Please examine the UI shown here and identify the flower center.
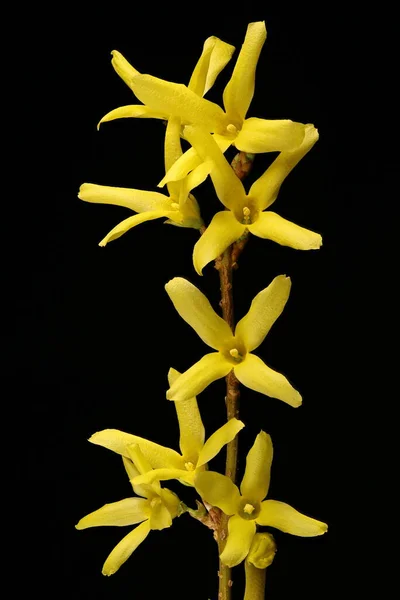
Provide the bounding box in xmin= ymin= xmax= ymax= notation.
xmin=184 ymin=461 xmax=195 ymax=471
xmin=150 ymin=497 xmax=162 ymax=509
xmin=229 ymin=348 xmax=243 ymax=362
xmin=170 ymin=202 xmax=180 ymax=210
xmin=243 ymin=503 xmax=255 ymax=515
xmin=226 ymin=123 xmax=238 ymax=135
xmin=242 ymin=206 xmax=251 ymax=225
xmin=239 ymin=497 xmax=261 ymax=520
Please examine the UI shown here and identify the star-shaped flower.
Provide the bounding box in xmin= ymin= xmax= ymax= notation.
xmin=88 ymin=368 xmax=244 ymax=488
xmin=76 ymin=444 xmax=181 ymax=576
xmin=183 ymin=124 xmax=322 ymax=274
xmin=195 ymin=431 xmax=327 ymax=567
xmin=78 ymin=117 xmax=203 ymax=246
xmin=165 ymin=275 xmax=301 ymax=406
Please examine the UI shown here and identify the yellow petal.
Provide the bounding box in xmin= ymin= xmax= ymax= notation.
xmin=197 ymin=418 xmax=245 ymax=468
xmin=165 ymin=277 xmax=234 ymax=350
xmin=76 ymin=498 xmax=150 ymax=529
xmin=122 ymin=457 xmax=151 ymax=498
xmin=168 ymin=367 xmax=205 ymax=462
xmin=194 ymin=471 xmax=240 ymax=515
xmin=89 ymin=429 xmax=184 ymax=470
xmin=164 ymin=117 xmax=183 ymax=199
xmin=193 ymin=211 xmax=246 ymax=275
xmin=102 ymin=520 xmax=151 ymax=576
xmin=235 ymin=118 xmax=306 ymax=153
xmin=133 ymin=467 xmax=192 ymax=486
xmin=99 ymin=210 xmax=175 ymax=246
xmin=98 ymin=105 xmax=166 ymax=129
xmin=178 ymin=161 xmax=212 ymax=206
xmin=240 ymin=432 xmax=273 ymax=503
xmin=166 ymin=353 xmax=232 ymax=402
xmin=249 ymin=124 xmax=319 ymax=210
xmin=249 ymin=212 xmax=322 ymax=250
xmin=223 ymin=21 xmax=267 ymax=123
xmin=189 ymin=36 xmax=235 ymax=97
xmin=130 ymin=75 xmax=229 ymax=133
xmin=234 ymin=354 xmax=302 ymax=407
xmin=220 ymin=514 xmax=256 ymax=567
xmin=111 ymin=50 xmax=140 ymax=90
xmin=257 ymin=500 xmax=328 ymax=536
xmin=235 ymin=275 xmax=292 ymax=352
xmin=149 ymin=498 xmax=173 ymax=530
xmin=184 ymin=125 xmax=247 ymax=211
xmin=158 ymin=488 xmax=181 ymax=518
xmin=78 ymin=183 xmax=172 ymax=213
xmin=126 ymin=444 xmax=154 ymax=475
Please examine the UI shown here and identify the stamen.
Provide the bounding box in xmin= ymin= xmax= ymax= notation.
xmin=170 ymin=202 xmax=180 ymax=210
xmin=229 ymin=348 xmax=240 ymax=359
xmin=227 ymin=124 xmax=237 ymax=134
xmin=184 ymin=461 xmax=195 ymax=471
xmin=150 ymin=497 xmax=161 ymax=508
xmin=243 ymin=503 xmax=255 ymax=515
xmin=243 ymin=207 xmax=251 ymax=217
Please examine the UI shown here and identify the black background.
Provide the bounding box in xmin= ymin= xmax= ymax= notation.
xmin=27 ymin=4 xmax=394 ymax=598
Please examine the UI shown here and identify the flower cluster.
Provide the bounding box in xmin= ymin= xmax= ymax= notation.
xmin=77 ymin=20 xmax=327 ymax=595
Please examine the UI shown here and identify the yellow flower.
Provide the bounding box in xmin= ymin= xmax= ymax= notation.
xmin=165 ymin=275 xmax=301 ymax=405
xmin=86 ymin=369 xmax=244 ymax=488
xmin=244 ymin=533 xmax=277 ymax=600
xmin=78 ymin=118 xmax=203 ymax=246
xmin=195 ymin=432 xmax=327 ymax=567
xmin=76 ymin=444 xmax=181 ymax=576
xmin=183 ymin=124 xmax=322 ymax=274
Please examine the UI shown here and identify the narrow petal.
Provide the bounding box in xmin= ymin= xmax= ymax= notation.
xmin=197 ymin=418 xmax=245 ymax=468
xmin=235 ymin=118 xmax=306 ymax=153
xmin=126 ymin=444 xmax=154 ymax=475
xmin=111 ymin=50 xmax=140 ymax=90
xmin=184 ymin=126 xmax=247 ymax=211
xmin=168 ymin=367 xmax=205 ymax=462
xmin=166 ymin=353 xmax=232 ymax=402
xmin=159 ymin=488 xmax=180 ymax=518
xmin=122 ymin=457 xmax=151 ymax=498
xmin=249 ymin=124 xmax=319 ymax=210
xmin=234 ymin=354 xmax=302 ymax=407
xmin=249 ymin=212 xmax=322 ymax=250
xmin=257 ymin=500 xmax=328 ymax=537
xmin=220 ymin=515 xmax=256 ymax=567
xmin=240 ymin=432 xmax=273 ymax=503
xmin=223 ymin=21 xmax=267 ymax=123
xmin=189 ymin=36 xmax=235 ymax=97
xmin=78 ymin=183 xmax=172 ymax=213
xmin=89 ymin=429 xmax=184 ymax=470
xmin=76 ymin=498 xmax=150 ymax=529
xmin=149 ymin=499 xmax=173 ymax=530
xmin=177 ymin=161 xmax=213 ymax=206
xmin=133 ymin=468 xmax=192 ymax=486
xmin=193 ymin=211 xmax=246 ymax=275
xmin=235 ymin=275 xmax=291 ymax=352
xmin=102 ymin=520 xmax=151 ymax=576
xmin=165 ymin=277 xmax=234 ymax=350
xmin=98 ymin=105 xmax=166 ymax=129
xmin=98 ymin=211 xmax=174 ymax=246
xmin=164 ymin=117 xmax=183 ymax=199
xmin=130 ymin=75 xmax=229 ymax=133
xmin=195 ymin=471 xmax=240 ymax=515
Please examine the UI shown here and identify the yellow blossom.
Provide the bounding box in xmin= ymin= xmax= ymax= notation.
xmin=78 ymin=118 xmax=203 ymax=246
xmin=75 ymin=444 xmax=180 ymax=576
xmin=183 ymin=124 xmax=322 ymax=274
xmin=85 ymin=371 xmax=244 ymax=487
xmin=195 ymin=432 xmax=327 ymax=567
xmin=165 ymin=275 xmax=301 ymax=405
xmin=244 ymin=533 xmax=277 ymax=600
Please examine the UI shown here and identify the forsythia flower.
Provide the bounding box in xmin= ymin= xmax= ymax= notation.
xmin=183 ymin=124 xmax=322 ymax=274
xmin=165 ymin=275 xmax=301 ymax=405
xmin=244 ymin=533 xmax=277 ymax=600
xmin=78 ymin=118 xmax=203 ymax=246
xmin=195 ymin=432 xmax=327 ymax=567
xmin=76 ymin=445 xmax=181 ymax=576
xmin=87 ymin=368 xmax=244 ymax=487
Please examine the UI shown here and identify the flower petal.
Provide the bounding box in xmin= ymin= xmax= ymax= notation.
xmin=184 ymin=125 xmax=247 ymax=211
xmin=195 ymin=471 xmax=240 ymax=515
xmin=133 ymin=467 xmax=193 ymax=486
xmin=159 ymin=488 xmax=181 ymax=518
xmin=89 ymin=429 xmax=184 ymax=470
xmin=130 ymin=74 xmax=229 ymax=133
xmin=166 ymin=353 xmax=233 ymax=402
xmin=122 ymin=457 xmax=151 ymax=498
xmin=178 ymin=161 xmax=212 ymax=206
xmin=249 ymin=212 xmax=322 ymax=250
xmin=164 ymin=117 xmax=183 ymax=199
xmin=98 ymin=105 xmax=166 ymax=129
xmin=149 ymin=499 xmax=173 ymax=530
xmin=76 ymin=498 xmax=150 ymax=529
xmin=220 ymin=515 xmax=256 ymax=567
xmin=223 ymin=21 xmax=267 ymax=123
xmin=78 ymin=183 xmax=172 ymax=213
xmin=235 ymin=118 xmax=306 ymax=153
xmin=235 ymin=275 xmax=291 ymax=352
xmin=249 ymin=123 xmax=319 ymax=210
xmin=98 ymin=211 xmax=174 ymax=246
xmin=111 ymin=50 xmax=140 ymax=90
xmin=257 ymin=500 xmax=328 ymax=536
xmin=189 ymin=36 xmax=235 ymax=97
xmin=193 ymin=211 xmax=246 ymax=275
xmin=197 ymin=418 xmax=245 ymax=468
xmin=240 ymin=431 xmax=273 ymax=503
xmin=126 ymin=444 xmax=154 ymax=475
xmin=102 ymin=520 xmax=151 ymax=576
xmin=165 ymin=277 xmax=234 ymax=350
xmin=168 ymin=367 xmax=205 ymax=462
xmin=234 ymin=354 xmax=302 ymax=407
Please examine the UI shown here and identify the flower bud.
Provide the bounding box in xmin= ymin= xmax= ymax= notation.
xmin=247 ymin=532 xmax=277 ymax=569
